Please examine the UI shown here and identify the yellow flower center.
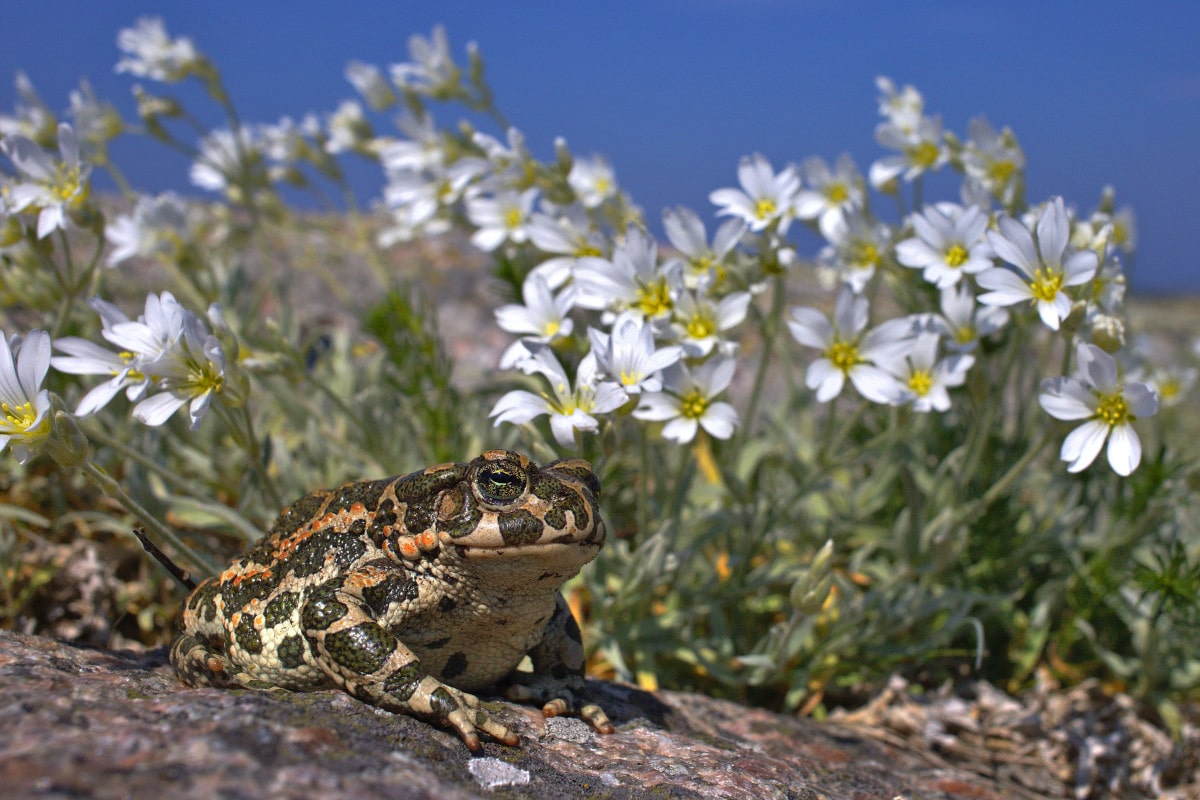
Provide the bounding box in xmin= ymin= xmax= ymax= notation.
xmin=908 ymin=141 xmax=941 ymax=169
xmin=1029 ymin=267 xmax=1064 ymax=302
xmin=634 ymin=279 xmax=673 ymax=317
xmin=679 ymin=389 xmax=708 ymax=420
xmin=685 ymin=310 xmax=715 ymax=340
xmin=754 ymin=198 xmax=777 ymax=220
xmin=3 ymin=401 xmax=37 ymax=430
xmin=688 ymin=254 xmax=714 ymax=277
xmin=541 ymin=320 xmax=561 ymax=338
xmin=117 ymin=351 xmax=147 ymax=381
xmin=593 ymin=177 xmax=612 ymax=197
xmin=987 ymin=159 xmax=1015 ymax=186
xmin=907 ymin=370 xmax=933 ymax=397
xmin=1095 ymin=391 xmax=1130 ymax=427
xmin=828 ymin=340 xmax=862 ymax=372
xmin=1111 ymin=220 xmax=1129 ymax=248
xmin=944 ymin=244 xmax=969 ymax=268
xmin=504 ymin=207 xmax=523 ymax=229
xmin=544 ymin=382 xmax=593 ymax=417
xmin=849 ymin=241 xmax=880 ymax=269
xmin=825 ymin=183 xmax=849 ymax=204
xmin=1 ymin=400 xmax=49 ymax=438
xmin=576 ymin=244 xmax=603 ymax=258
xmin=52 ymin=163 xmax=89 ymax=207
xmin=954 ymin=325 xmax=975 ymax=346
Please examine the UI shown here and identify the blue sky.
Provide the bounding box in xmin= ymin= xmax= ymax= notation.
xmin=3 ymin=2 xmax=1198 ymax=293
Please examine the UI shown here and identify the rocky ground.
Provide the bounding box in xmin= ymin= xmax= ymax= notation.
xmin=6 ymin=628 xmax=1197 ymax=800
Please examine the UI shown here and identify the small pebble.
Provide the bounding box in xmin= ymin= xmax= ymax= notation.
xmin=467 ymin=756 xmax=531 ymax=789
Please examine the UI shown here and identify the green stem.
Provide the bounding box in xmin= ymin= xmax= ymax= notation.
xmin=735 ymin=273 xmax=786 ymax=450
xmin=636 ymin=424 xmax=651 ymax=540
xmin=943 ymin=432 xmax=1052 ymax=532
xmin=81 ymin=461 xmax=220 ymax=578
xmin=84 ymin=425 xmax=204 ymax=497
xmin=215 ymin=403 xmax=285 ymax=511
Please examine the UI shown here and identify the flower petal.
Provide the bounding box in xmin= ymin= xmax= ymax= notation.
xmin=699 ymin=402 xmax=738 ymax=439
xmin=1106 ymin=423 xmax=1141 ymax=476
xmin=787 ymin=307 xmax=832 ymax=349
xmin=1036 ymin=198 xmax=1069 ymax=267
xmin=132 ymin=392 xmax=187 ymax=427
xmin=1061 ymin=419 xmax=1108 ymax=473
xmin=1039 ymin=377 xmax=1095 ymax=420
xmin=1123 ymin=382 xmax=1159 ymax=418
xmin=988 ymin=215 xmax=1038 ymax=276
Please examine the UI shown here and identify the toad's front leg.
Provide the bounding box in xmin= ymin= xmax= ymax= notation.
xmin=503 ymin=593 xmax=614 ymax=734
xmin=301 ymin=573 xmax=520 ymax=751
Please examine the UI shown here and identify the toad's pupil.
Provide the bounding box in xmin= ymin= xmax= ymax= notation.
xmin=480 ymin=468 xmax=523 ymax=500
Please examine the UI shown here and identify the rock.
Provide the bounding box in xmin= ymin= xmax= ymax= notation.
xmin=0 ymin=629 xmax=1024 ymax=799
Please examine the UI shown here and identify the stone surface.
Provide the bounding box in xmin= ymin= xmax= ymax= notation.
xmin=0 ymin=629 xmax=1030 ymax=799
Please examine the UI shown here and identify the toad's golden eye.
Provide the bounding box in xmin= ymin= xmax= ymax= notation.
xmin=475 ymin=464 xmax=526 ymax=504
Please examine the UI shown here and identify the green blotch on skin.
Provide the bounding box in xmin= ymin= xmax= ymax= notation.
xmin=326 ymin=622 xmax=396 ymax=675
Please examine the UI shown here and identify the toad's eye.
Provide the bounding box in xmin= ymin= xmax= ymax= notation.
xmin=476 ymin=464 xmax=526 ymax=504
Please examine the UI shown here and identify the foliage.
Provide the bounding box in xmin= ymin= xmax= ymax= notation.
xmin=1 ymin=18 xmax=1197 ymax=713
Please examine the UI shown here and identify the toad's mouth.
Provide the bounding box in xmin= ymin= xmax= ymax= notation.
xmin=454 ymin=540 xmax=603 ymax=558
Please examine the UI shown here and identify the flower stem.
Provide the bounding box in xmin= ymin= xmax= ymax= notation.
xmin=735 ymin=273 xmax=786 ymax=450
xmin=215 ymin=402 xmax=285 ymax=511
xmin=80 ymin=461 xmax=221 ymax=578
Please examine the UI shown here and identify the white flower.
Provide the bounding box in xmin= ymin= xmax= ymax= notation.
xmin=817 ymin=211 xmax=891 ymax=293
xmin=870 ymin=114 xmax=947 ymax=189
xmin=961 ymin=117 xmax=1025 ymax=207
xmin=709 ymin=153 xmax=799 ymax=233
xmin=0 ymin=330 xmax=52 ymax=464
xmin=526 ymin=206 xmax=610 ymax=289
xmin=1039 ymin=342 xmax=1158 ymax=476
xmin=1139 ymin=365 xmax=1194 ymax=410
xmin=786 ymin=286 xmax=910 ymax=404
xmin=379 ymin=114 xmax=445 ymax=173
xmin=567 ymin=155 xmax=617 ymax=209
xmin=875 ymin=76 xmax=924 ymax=131
xmin=663 ymin=206 xmax=744 ymax=291
xmin=573 ymin=225 xmax=681 ymax=319
xmin=633 ymin=357 xmax=739 ymax=444
xmin=587 ymin=312 xmax=683 ymax=395
xmin=390 ymin=26 xmax=463 ymax=98
xmin=378 ymin=159 xmax=487 ymax=246
xmin=134 ymin=315 xmax=225 ymax=430
xmin=324 ymin=100 xmax=372 ymax=155
xmin=490 ymin=348 xmax=626 ymax=448
xmin=344 ymin=61 xmax=396 ymax=110
xmin=466 ymin=188 xmax=538 ymax=251
xmin=977 ymin=197 xmax=1098 ymax=331
xmin=875 ymin=333 xmax=974 ymax=413
xmin=53 ymin=293 xmax=224 ymax=429
xmin=494 ymin=274 xmax=575 ymax=369
xmin=930 ymin=284 xmax=1009 ymax=353
xmin=68 ymin=80 xmax=123 ymax=151
xmin=669 ymin=288 xmax=750 ymax=357
xmin=105 ymin=192 xmax=189 ymax=266
xmin=189 ymin=127 xmax=261 ymax=195
xmin=473 ymin=127 xmax=537 ymax=190
xmin=895 ymin=203 xmax=993 ymax=288
xmin=115 ymin=17 xmax=202 ymax=82
xmin=2 ymin=123 xmax=92 ymax=238
xmin=51 ymin=298 xmax=152 ymax=416
xmin=0 ymin=72 xmax=56 ymax=141
xmin=794 ymin=154 xmax=865 ymax=241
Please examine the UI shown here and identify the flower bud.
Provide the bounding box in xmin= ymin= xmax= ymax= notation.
xmin=789 ymin=539 xmax=835 ymax=614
